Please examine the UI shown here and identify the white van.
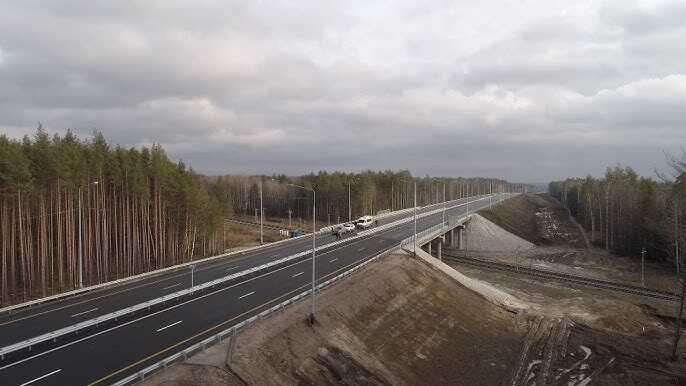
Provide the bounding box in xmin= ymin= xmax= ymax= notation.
xmin=355 ymin=215 xmax=375 ymax=229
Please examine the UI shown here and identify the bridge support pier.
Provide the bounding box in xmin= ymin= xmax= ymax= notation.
xmin=437 ymin=238 xmax=442 ymax=260
xmin=427 ymin=241 xmax=432 ymax=255
xmin=462 ymin=224 xmax=468 ymax=253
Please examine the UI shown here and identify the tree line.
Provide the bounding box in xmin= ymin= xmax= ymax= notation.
xmin=0 ymin=129 xmax=529 ymax=306
xmin=209 ymin=171 xmax=529 ymax=227
xmin=0 ymin=129 xmax=225 ymax=306
xmin=549 ymin=155 xmax=685 ymax=270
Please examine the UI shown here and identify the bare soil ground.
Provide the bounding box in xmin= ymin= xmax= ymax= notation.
xmin=443 ymin=193 xmax=686 ymax=384
xmin=141 ymin=252 xmax=528 ymax=386
xmin=222 ymin=214 xmax=321 ymax=251
xmin=447 ymin=258 xmax=686 ymax=384
xmin=230 ymin=214 xmax=316 ymax=232
xmin=222 ymin=219 xmax=289 ymax=251
xmin=474 ymin=194 xmax=680 ymax=293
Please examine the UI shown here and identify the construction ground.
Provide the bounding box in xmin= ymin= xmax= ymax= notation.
xmin=141 ymin=193 xmax=686 ymax=385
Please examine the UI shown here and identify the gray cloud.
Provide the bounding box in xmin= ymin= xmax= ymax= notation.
xmin=1 ymin=0 xmax=684 ymax=182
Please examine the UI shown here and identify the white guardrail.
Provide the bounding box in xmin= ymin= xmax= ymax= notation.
xmin=109 ymin=194 xmax=517 ymax=385
xmin=110 ymin=195 xmax=516 ymax=386
xmin=0 ymin=195 xmax=495 ymax=359
xmin=0 ymin=195 xmax=484 ymax=316
xmin=111 ymin=243 xmax=402 ymax=386
xmin=400 ymin=193 xmax=518 ymax=249
xmin=0 ymin=227 xmax=313 ymax=316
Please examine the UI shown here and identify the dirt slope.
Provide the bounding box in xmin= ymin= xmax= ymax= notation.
xmin=479 ymin=193 xmax=586 ymax=248
xmin=229 ymin=252 xmax=525 ymax=385
xmin=464 ymin=214 xmax=535 ymax=256
xmin=142 ymin=252 xmax=526 ymax=386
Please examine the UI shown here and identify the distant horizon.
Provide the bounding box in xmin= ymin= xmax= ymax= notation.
xmin=7 ymin=126 xmax=673 ymax=186
xmin=2 ymin=1 xmax=684 ymax=182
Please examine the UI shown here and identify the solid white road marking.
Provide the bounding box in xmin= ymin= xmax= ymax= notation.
xmin=5 ymin=195 xmax=486 ymax=323
xmin=0 ymin=258 xmax=318 ymax=372
xmin=292 ymin=272 xmax=304 ymax=278
xmin=70 ymin=308 xmax=98 ymax=318
xmin=1 ymin=208 xmax=481 ymax=370
xmin=20 ymin=369 xmax=61 ymax=386
xmin=156 ymin=320 xmax=183 ymax=332
xmin=239 ymin=291 xmax=255 ymax=299
xmin=162 ymin=283 xmax=182 ymax=290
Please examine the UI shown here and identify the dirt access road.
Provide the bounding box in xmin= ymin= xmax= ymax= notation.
xmin=475 ymin=193 xmax=680 ymax=293
xmin=445 ymin=193 xmax=686 ymax=384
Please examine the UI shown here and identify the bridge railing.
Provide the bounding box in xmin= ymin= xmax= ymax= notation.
xmin=0 ymin=195 xmax=484 ymax=359
xmin=111 ymin=243 xmax=401 ymax=386
xmin=400 ymin=214 xmax=467 ymax=249
xmin=110 ymin=194 xmax=513 ymax=385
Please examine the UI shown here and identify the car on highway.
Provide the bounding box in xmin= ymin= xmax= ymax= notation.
xmin=343 ymin=223 xmax=357 ymax=233
xmin=331 ymin=222 xmax=357 ymax=239
xmin=355 ymin=215 xmax=375 ymax=229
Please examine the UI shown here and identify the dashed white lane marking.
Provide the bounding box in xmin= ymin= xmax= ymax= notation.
xmin=70 ymin=308 xmax=98 ymax=318
xmin=20 ymin=369 xmax=62 ymax=385
xmin=156 ymin=320 xmax=183 ymax=332
xmin=357 ymin=247 xmax=365 ymax=252
xmin=329 ymin=258 xmax=338 ymax=263
xmin=239 ymin=291 xmax=255 ymax=299
xmin=162 ymin=283 xmax=182 ymax=290
xmin=226 ymin=266 xmax=240 ymax=272
xmin=292 ymin=272 xmax=304 ymax=278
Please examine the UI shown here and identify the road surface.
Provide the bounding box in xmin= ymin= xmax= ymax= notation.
xmin=0 ymin=195 xmax=499 ymax=385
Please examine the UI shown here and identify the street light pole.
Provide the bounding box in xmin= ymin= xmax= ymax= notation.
xmin=348 ymin=181 xmax=351 ymax=222
xmin=276 ymin=179 xmax=317 ymax=324
xmin=674 ymin=277 xmax=686 ymax=360
xmin=190 ymin=264 xmax=195 ymax=292
xmin=467 ymin=183 xmax=470 ymax=217
xmin=78 ymin=186 xmax=83 ymax=289
xmin=442 ymin=182 xmax=446 ymax=230
xmin=311 ymin=189 xmax=316 ymax=324
xmin=259 ymin=179 xmax=263 ymax=245
xmin=413 ymin=181 xmax=417 ymax=254
xmin=641 ymin=247 xmax=646 ymax=287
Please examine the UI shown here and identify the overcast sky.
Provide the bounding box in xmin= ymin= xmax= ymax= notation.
xmin=1 ymin=1 xmax=684 ymax=182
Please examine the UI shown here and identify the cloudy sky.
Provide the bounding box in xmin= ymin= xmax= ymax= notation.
xmin=1 ymin=0 xmax=684 ymax=182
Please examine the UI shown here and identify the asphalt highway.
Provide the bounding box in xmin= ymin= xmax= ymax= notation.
xmin=0 ymin=195 xmax=500 ymax=385
xmin=0 ymin=196 xmax=480 ymax=346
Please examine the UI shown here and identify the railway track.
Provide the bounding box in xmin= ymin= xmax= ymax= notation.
xmin=225 ymin=218 xmax=286 ymax=231
xmin=443 ymin=253 xmax=679 ymax=302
